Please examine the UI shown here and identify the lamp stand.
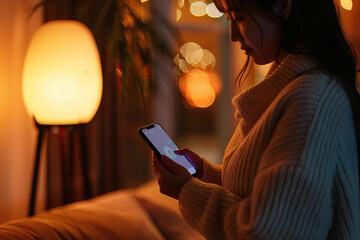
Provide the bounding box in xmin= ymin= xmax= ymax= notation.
xmin=28 ymin=124 xmax=92 ymax=216
xmin=28 ymin=124 xmax=47 ymax=217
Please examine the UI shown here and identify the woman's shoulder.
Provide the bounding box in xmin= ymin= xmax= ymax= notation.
xmin=282 ymin=70 xmax=346 ymax=102
xmin=278 ymin=70 xmax=352 ymax=119
xmin=285 ymin=69 xmax=333 ymax=93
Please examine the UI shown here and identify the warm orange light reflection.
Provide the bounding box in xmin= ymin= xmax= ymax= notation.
xmin=179 ymin=69 xmax=221 ymax=108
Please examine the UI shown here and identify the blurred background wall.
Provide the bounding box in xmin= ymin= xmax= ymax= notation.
xmin=0 ymin=0 xmax=45 ymax=223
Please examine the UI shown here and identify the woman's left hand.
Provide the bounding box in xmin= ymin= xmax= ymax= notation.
xmin=152 ymin=152 xmax=193 ymax=200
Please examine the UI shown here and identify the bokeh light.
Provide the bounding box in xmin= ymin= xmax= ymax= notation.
xmin=176 ymin=42 xmax=216 ymax=71
xmin=190 ymin=2 xmax=207 ymax=17
xmin=208 ymin=71 xmax=222 ymax=94
xmin=206 ymin=3 xmax=223 ymax=18
xmin=178 ymin=58 xmax=190 ymax=73
xmin=177 ymin=9 xmax=182 ymax=21
xmin=189 ymin=0 xmax=205 ymax=3
xmin=189 ymin=48 xmax=204 ymax=66
xmin=186 ymin=82 xmax=215 ymax=108
xmin=178 ymin=0 xmax=185 ymax=8
xmin=340 ymin=0 xmax=353 ymax=10
xmin=179 ymin=69 xmax=221 ymax=108
xmin=199 ymin=49 xmax=216 ymax=69
xmin=174 ymin=42 xmax=221 ymax=108
xmin=180 ymin=42 xmax=202 ymax=63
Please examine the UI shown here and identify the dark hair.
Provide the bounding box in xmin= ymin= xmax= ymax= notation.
xmin=214 ymin=0 xmax=360 ymax=162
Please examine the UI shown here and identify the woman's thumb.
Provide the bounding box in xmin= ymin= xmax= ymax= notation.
xmin=161 ymin=155 xmax=186 ymax=173
xmin=174 ymin=148 xmax=203 ymax=169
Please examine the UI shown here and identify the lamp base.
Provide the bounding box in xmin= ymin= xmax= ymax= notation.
xmin=28 ymin=125 xmax=46 ymax=217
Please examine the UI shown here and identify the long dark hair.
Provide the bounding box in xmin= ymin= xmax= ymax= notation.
xmin=214 ymin=0 xmax=360 ymax=164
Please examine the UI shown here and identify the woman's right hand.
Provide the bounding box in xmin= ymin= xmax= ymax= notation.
xmin=174 ymin=148 xmax=204 ymax=179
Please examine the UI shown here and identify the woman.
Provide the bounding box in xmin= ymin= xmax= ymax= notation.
xmin=152 ymin=0 xmax=360 ymax=239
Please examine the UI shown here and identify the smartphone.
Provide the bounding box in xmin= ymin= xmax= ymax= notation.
xmin=138 ymin=122 xmax=197 ymax=175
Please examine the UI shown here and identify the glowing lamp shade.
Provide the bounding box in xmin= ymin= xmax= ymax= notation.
xmin=340 ymin=0 xmax=353 ymax=11
xmin=22 ymin=20 xmax=103 ymax=125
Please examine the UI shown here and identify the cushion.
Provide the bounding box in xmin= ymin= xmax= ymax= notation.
xmin=0 ymin=192 xmax=165 ymax=240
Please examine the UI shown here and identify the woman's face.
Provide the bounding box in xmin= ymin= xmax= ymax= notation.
xmin=224 ymin=1 xmax=283 ymax=65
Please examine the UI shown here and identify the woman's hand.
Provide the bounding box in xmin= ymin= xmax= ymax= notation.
xmin=174 ymin=148 xmax=204 ymax=179
xmin=152 ymin=152 xmax=193 ymax=199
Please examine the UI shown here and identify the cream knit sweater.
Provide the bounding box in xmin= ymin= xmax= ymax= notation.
xmin=178 ymin=54 xmax=360 ymax=239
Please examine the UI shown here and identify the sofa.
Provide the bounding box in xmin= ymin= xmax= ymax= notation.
xmin=0 ymin=180 xmax=205 ymax=240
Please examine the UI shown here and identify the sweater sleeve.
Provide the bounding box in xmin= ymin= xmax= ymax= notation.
xmin=179 ymin=79 xmax=346 ymax=239
xmin=201 ymin=160 xmax=222 ymax=185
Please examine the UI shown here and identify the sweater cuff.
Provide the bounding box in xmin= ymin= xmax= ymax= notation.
xmin=179 ymin=178 xmax=220 ymax=230
xmin=201 ymin=161 xmax=222 ymax=184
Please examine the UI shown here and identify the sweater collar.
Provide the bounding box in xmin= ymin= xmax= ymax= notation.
xmin=232 ymin=54 xmax=319 ymax=121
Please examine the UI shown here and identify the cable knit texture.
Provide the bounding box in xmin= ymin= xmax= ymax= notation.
xmin=178 ymin=54 xmax=360 ymax=239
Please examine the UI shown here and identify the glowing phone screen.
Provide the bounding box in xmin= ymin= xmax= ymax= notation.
xmin=141 ymin=123 xmax=196 ymax=175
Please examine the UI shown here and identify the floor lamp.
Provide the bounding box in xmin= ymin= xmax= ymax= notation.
xmin=22 ymin=20 xmax=103 ymax=217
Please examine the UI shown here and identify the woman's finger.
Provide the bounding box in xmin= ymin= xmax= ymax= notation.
xmin=151 ymin=152 xmax=192 ymax=200
xmin=160 ymin=155 xmax=189 ymax=175
xmin=174 ymin=148 xmax=204 ymax=174
xmin=152 ymin=153 xmax=166 ymax=172
xmin=174 ymin=148 xmax=200 ymax=159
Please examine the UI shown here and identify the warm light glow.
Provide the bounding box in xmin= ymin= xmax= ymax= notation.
xmin=177 ymin=8 xmax=182 ymax=21
xmin=178 ymin=0 xmax=185 ymax=8
xmin=254 ymin=63 xmax=271 ymax=84
xmin=340 ymin=0 xmax=353 ymax=10
xmin=199 ymin=49 xmax=216 ymax=69
xmin=189 ymin=0 xmax=205 ymax=3
xmin=180 ymin=42 xmax=202 ymax=63
xmin=208 ymin=71 xmax=222 ymax=94
xmin=189 ymin=48 xmax=204 ymax=66
xmin=190 ymin=2 xmax=207 ymax=17
xmin=179 ymin=69 xmax=221 ymax=108
xmin=22 ymin=20 xmax=103 ymax=125
xmin=175 ymin=42 xmax=217 ymax=74
xmin=179 ymin=59 xmax=190 ymax=73
xmin=206 ymin=3 xmax=223 ymax=18
xmin=141 ymin=0 xmax=149 ymax=2
xmin=186 ymin=82 xmax=215 ymax=108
